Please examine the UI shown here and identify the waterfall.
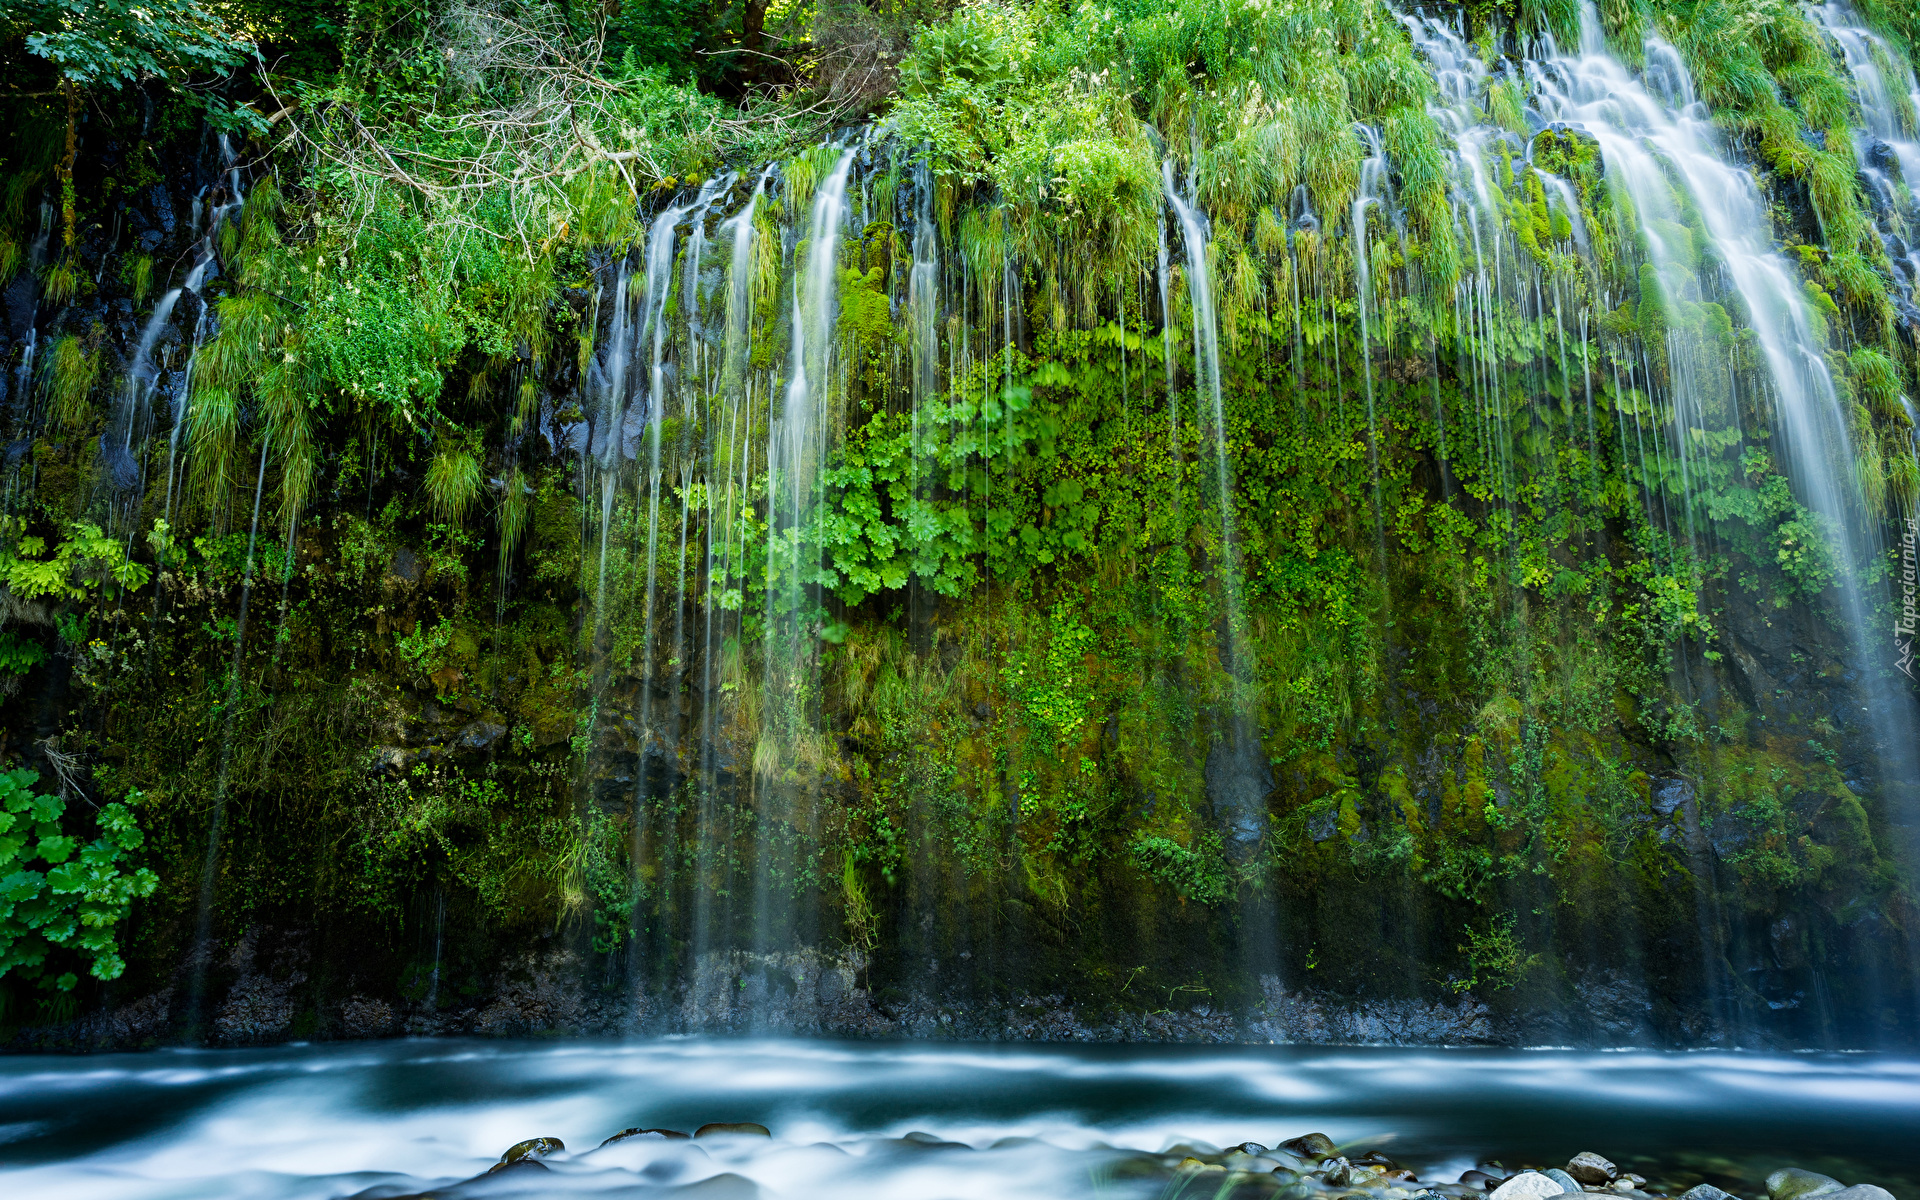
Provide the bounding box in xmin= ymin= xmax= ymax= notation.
xmin=755 ymin=146 xmax=856 ymax=991
xmin=591 ymin=257 xmax=632 ymax=615
xmin=1351 ymin=122 xmax=1393 ymax=551
xmin=1813 ymin=3 xmax=1920 ymax=316
xmin=1395 ymin=0 xmax=1920 ymax=1035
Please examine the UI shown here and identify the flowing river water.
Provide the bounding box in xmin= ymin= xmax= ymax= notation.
xmin=0 ymin=1041 xmax=1915 ymax=1200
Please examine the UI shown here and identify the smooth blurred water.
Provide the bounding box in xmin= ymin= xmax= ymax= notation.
xmin=0 ymin=1040 xmax=1915 ymax=1200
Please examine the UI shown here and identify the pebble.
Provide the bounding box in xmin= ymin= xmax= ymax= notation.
xmin=1679 ymin=1185 xmax=1739 ymax=1200
xmin=1490 ymin=1171 xmax=1570 ymax=1200
xmin=1462 ymin=1170 xmax=1506 ymax=1190
xmin=1569 ymin=1154 xmax=1618 ymax=1186
xmin=1545 ymin=1169 xmax=1584 ymax=1192
xmin=1768 ymin=1171 xmax=1844 ymax=1200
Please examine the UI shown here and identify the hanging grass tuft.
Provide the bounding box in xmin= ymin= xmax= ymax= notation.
xmin=43 ymin=333 xmax=100 ymax=433
xmin=426 ymin=439 xmax=484 ymax=524
xmin=42 ymin=259 xmax=79 ymax=306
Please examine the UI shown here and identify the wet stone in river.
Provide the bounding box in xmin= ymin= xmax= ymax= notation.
xmin=1569 ymin=1155 xmax=1618 ymax=1186
xmin=499 ymin=1137 xmax=564 ymax=1163
xmin=601 ymin=1127 xmax=691 ymax=1145
xmin=1282 ymin=1133 xmax=1339 ymax=1160
xmin=1490 ymin=1171 xmax=1572 ymax=1200
xmin=1769 ymin=1171 xmax=1844 ymax=1200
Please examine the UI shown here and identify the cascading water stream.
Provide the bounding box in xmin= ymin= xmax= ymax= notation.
xmin=1812 ymin=3 xmax=1920 ymax=317
xmin=682 ymin=170 xmax=772 ymax=1007
xmin=634 ymin=178 xmax=727 ymax=820
xmin=755 ymin=146 xmax=856 ymax=1000
xmin=1162 ymin=162 xmax=1274 ymax=932
xmin=1397 ymin=0 xmax=1920 ymax=1032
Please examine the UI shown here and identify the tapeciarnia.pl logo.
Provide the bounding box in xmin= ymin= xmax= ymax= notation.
xmin=1899 ymin=514 xmax=1918 ymax=680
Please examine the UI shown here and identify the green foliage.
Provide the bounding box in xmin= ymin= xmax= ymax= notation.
xmin=0 ymin=518 xmax=153 ymax=600
xmin=1448 ymin=912 xmax=1540 ymax=994
xmin=0 ymin=769 xmax=158 ymax=990
xmin=15 ymin=0 xmax=247 ymax=89
xmin=0 ymin=632 xmax=48 ymax=675
xmin=1129 ymin=831 xmax=1231 ymax=904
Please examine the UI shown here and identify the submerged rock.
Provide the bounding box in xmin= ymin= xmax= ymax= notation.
xmin=1280 ymin=1133 xmax=1338 ymax=1160
xmin=1818 ymin=1188 xmax=1897 ymax=1200
xmin=694 ymin=1122 xmax=771 ymax=1138
xmin=601 ymin=1127 xmax=690 ymax=1145
xmin=1545 ymin=1169 xmax=1584 ymax=1193
xmin=499 ymin=1136 xmax=564 ymax=1164
xmin=1767 ymin=1171 xmax=1843 ymax=1200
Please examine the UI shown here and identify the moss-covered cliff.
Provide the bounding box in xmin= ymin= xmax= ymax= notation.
xmin=2 ymin=0 xmax=1919 ymax=1047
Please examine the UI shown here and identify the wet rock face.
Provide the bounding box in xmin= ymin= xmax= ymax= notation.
xmin=1203 ymin=723 xmax=1273 ymax=861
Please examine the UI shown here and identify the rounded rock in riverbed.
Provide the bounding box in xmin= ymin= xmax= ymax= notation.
xmin=1281 ymin=1133 xmax=1339 ymax=1160
xmin=695 ymin=1122 xmax=772 ymax=1138
xmin=1569 ymin=1155 xmax=1618 ymax=1186
xmin=1545 ymin=1170 xmax=1584 ymax=1193
xmin=1490 ymin=1171 xmax=1570 ymax=1200
xmin=601 ymin=1127 xmax=691 ymax=1146
xmin=500 ymin=1137 xmax=565 ymax=1163
xmin=1767 ymin=1171 xmax=1843 ymax=1200
xmin=1679 ymin=1185 xmax=1740 ymax=1200
xmin=1818 ymin=1187 xmax=1897 ymax=1200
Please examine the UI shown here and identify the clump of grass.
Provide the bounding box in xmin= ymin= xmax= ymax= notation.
xmin=498 ymin=465 xmax=530 ymax=570
xmin=41 ymin=259 xmax=79 ymax=305
xmin=187 ymin=382 xmax=242 ymax=516
xmin=125 ymin=254 xmax=154 ymax=305
xmin=425 ymin=439 xmax=483 ymax=524
xmin=43 ymin=333 xmax=100 ymax=432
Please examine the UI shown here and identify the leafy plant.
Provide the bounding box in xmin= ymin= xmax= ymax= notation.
xmin=1129 ymin=831 xmax=1232 ymax=904
xmin=0 ymin=519 xmax=153 ymax=600
xmin=0 ymin=769 xmax=158 ymax=991
xmin=0 ymin=632 xmax=48 ymax=676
